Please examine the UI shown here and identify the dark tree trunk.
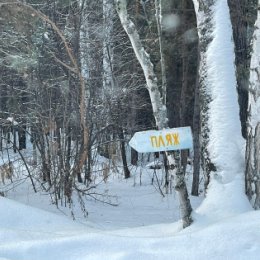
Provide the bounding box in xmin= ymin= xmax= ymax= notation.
xmin=228 ymin=0 xmax=257 ymax=139
xmin=84 ymin=146 xmax=92 ymax=185
xmin=18 ymin=124 xmax=26 ymax=150
xmin=0 ymin=127 xmax=2 ymax=151
xmin=7 ymin=131 xmax=11 ymax=144
xmin=119 ymin=128 xmax=130 ymax=179
xmin=131 ymin=148 xmax=138 ymax=165
xmin=191 ymin=49 xmax=200 ymax=196
xmin=13 ymin=127 xmax=17 ymax=153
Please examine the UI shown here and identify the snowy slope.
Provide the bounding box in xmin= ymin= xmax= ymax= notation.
xmin=0 ymin=155 xmax=259 ymax=260
xmin=0 ymin=196 xmax=260 ymax=260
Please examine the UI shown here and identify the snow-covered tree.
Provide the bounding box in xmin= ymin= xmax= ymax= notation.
xmin=246 ymin=0 xmax=260 ymax=209
xmin=191 ymin=0 xmax=245 ymax=196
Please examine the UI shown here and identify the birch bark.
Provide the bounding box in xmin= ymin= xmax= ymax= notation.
xmin=246 ymin=0 xmax=260 ymax=209
xmin=192 ymin=0 xmax=215 ymax=191
xmin=103 ymin=0 xmax=115 ymax=93
xmin=115 ymin=0 xmax=192 ymax=228
xmin=155 ymin=0 xmax=167 ymax=105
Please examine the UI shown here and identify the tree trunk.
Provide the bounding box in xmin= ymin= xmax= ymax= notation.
xmin=245 ymin=0 xmax=260 ymax=209
xmin=131 ymin=148 xmax=138 ymax=166
xmin=0 ymin=127 xmax=2 ymax=151
xmin=18 ymin=124 xmax=26 ymax=150
xmin=155 ymin=0 xmax=167 ymax=105
xmin=192 ymin=54 xmax=200 ymax=196
xmin=103 ymin=0 xmax=115 ymax=93
xmin=192 ymin=0 xmax=245 ymax=191
xmin=228 ymin=0 xmax=256 ymax=139
xmin=119 ymin=128 xmax=131 ymax=179
xmin=115 ymin=0 xmax=192 ymax=228
xmin=13 ymin=126 xmax=17 ymax=153
xmin=192 ymin=0 xmax=215 ymax=191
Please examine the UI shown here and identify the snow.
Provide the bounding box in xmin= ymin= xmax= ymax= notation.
xmin=0 ymin=147 xmax=258 ymax=259
xmin=6 ymin=117 xmax=18 ymax=126
xmin=0 ymin=154 xmax=259 ymax=260
xmin=0 ymin=185 xmax=259 ymax=260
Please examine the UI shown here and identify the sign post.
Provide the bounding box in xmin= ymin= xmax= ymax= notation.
xmin=129 ymin=127 xmax=193 ymax=153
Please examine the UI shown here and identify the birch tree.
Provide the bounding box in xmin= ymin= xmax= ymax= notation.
xmin=103 ymin=0 xmax=115 ymax=92
xmin=246 ymin=0 xmax=260 ymax=209
xmin=115 ymin=0 xmax=192 ymax=228
xmin=192 ymin=0 xmax=245 ymax=192
xmin=228 ymin=0 xmax=255 ymax=139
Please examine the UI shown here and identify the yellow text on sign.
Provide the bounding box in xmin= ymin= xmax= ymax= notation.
xmin=150 ymin=133 xmax=180 ymax=148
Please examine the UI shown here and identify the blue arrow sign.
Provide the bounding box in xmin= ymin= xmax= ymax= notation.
xmin=129 ymin=127 xmax=193 ymax=153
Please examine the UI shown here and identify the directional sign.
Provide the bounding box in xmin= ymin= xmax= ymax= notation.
xmin=129 ymin=127 xmax=193 ymax=153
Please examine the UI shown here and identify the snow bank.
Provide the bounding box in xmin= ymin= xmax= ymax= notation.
xmin=0 ymin=197 xmax=86 ymax=237
xmin=0 ymin=197 xmax=260 ymax=260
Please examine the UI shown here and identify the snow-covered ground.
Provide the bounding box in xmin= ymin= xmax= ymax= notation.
xmin=0 ymin=157 xmax=260 ymax=260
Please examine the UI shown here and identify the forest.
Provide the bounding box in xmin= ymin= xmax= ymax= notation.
xmin=0 ymin=0 xmax=260 ymax=254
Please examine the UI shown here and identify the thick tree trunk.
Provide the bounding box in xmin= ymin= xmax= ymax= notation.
xmin=192 ymin=0 xmax=244 ymax=193
xmin=115 ymin=0 xmax=193 ymax=228
xmin=246 ymin=123 xmax=260 ymax=208
xmin=245 ymin=0 xmax=260 ymax=209
xmin=228 ymin=0 xmax=256 ymax=139
xmin=192 ymin=0 xmax=215 ymax=191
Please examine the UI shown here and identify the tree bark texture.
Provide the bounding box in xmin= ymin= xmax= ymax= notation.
xmin=192 ymin=0 xmax=215 ymax=191
xmin=245 ymin=0 xmax=260 ymax=209
xmin=228 ymin=0 xmax=257 ymax=139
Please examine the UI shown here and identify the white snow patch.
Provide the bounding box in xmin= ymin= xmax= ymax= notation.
xmin=6 ymin=117 xmax=18 ymax=126
xmin=0 ymin=196 xmax=259 ymax=260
